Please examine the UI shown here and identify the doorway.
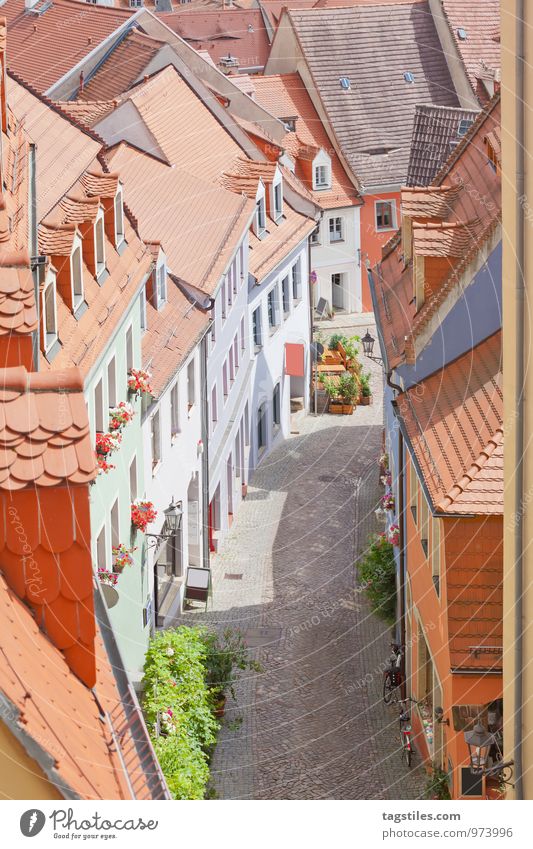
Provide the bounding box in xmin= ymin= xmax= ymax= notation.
xmin=332 ymin=272 xmax=345 ymax=309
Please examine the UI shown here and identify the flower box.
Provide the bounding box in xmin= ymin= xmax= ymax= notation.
xmin=109 ymin=401 xmax=135 ymax=432
xmin=112 ymin=543 xmax=137 ymax=573
xmin=381 ymin=492 xmax=395 ymax=512
xmin=387 ymin=523 xmax=400 ymax=547
xmin=128 ymin=368 xmax=153 ymax=397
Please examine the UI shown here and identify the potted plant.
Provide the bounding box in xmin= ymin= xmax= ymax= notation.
xmin=98 ymin=569 xmax=119 ymax=608
xmin=381 ymin=491 xmax=395 ymax=512
xmin=322 ymin=375 xmax=343 ymax=414
xmin=131 ymin=499 xmax=158 ymax=533
xmin=112 ymin=543 xmax=137 ymax=573
xmin=338 ymin=372 xmax=360 ymax=414
xmin=387 ymin=523 xmax=400 ymax=547
xmin=201 ymin=628 xmax=262 ymax=716
xmin=95 ymin=431 xmax=121 ymax=474
xmin=109 ymin=400 xmax=135 ymax=432
xmin=359 ymin=371 xmax=372 ymax=405
xmin=128 ymin=367 xmax=153 ymax=397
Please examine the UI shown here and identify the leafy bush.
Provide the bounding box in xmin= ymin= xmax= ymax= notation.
xmin=423 ymin=763 xmax=451 ymax=800
xmin=329 ymin=332 xmax=345 ymax=350
xmin=338 ymin=371 xmax=360 ymax=403
xmin=360 ymin=371 xmax=372 ymax=397
xmin=142 ymin=626 xmax=218 ymax=799
xmin=201 ymin=627 xmax=262 ymax=701
xmin=357 ymin=533 xmax=396 ymax=623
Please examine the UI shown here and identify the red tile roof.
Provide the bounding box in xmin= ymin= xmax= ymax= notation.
xmin=435 ymin=0 xmax=500 ymax=100
xmin=79 ymin=29 xmax=164 ymax=102
xmin=373 ymin=97 xmax=500 ymax=369
xmin=159 ymin=9 xmax=271 ymax=70
xmin=397 ymin=331 xmax=502 ymax=515
xmin=252 ymin=72 xmax=360 ymax=209
xmin=0 ymin=251 xmax=37 ymax=337
xmin=3 ymin=0 xmax=133 ymax=93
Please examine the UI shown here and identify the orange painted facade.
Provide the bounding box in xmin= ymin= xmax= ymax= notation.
xmin=404 ymin=458 xmax=503 ymax=799
xmin=360 ymin=191 xmax=401 ymax=311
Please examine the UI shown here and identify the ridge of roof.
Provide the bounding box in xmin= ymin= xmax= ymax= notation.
xmin=432 ymin=91 xmax=500 ymax=186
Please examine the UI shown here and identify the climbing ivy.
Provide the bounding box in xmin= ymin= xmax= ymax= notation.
xmin=357 ymin=533 xmax=397 ymax=624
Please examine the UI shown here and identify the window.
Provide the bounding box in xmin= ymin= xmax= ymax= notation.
xmin=257 ymin=402 xmax=267 ymax=451
xmin=151 ymin=410 xmax=161 ymax=469
xmin=432 ymin=518 xmax=441 ymax=597
xmin=457 ymin=118 xmax=473 ymax=137
xmin=227 ymin=273 xmax=233 ymax=309
xmin=310 ymin=224 xmax=320 ymax=245
xmin=273 ymin=383 xmax=281 ymax=428
xmin=252 ymin=306 xmax=262 ymax=350
xmin=292 ymin=259 xmax=302 ymax=301
xmin=42 ymin=275 xmax=57 ymax=352
xmin=332 ymin=272 xmax=344 ymax=290
xmin=156 ymin=263 xmax=167 ymax=307
xmin=221 ymin=279 xmax=227 ymax=319
xmin=267 ymin=287 xmax=280 ymax=331
xmin=71 ymin=245 xmax=84 ymax=310
xmin=223 ymin=360 xmax=229 ymax=397
xmin=240 ymin=316 xmax=245 ymax=350
xmin=282 ymin=275 xmax=291 ymax=316
xmin=187 ymin=359 xmax=195 ymax=409
xmin=233 ymin=334 xmax=239 ymax=370
xmin=314 ymin=164 xmax=329 ymax=189
xmin=95 ymin=215 xmax=105 ymax=276
xmin=211 ymin=310 xmax=216 ymax=346
xmin=129 ymin=456 xmax=137 ymax=502
xmin=96 ymin=525 xmax=107 ymax=571
xmin=170 ymin=381 xmax=180 ymax=437
xmin=107 ymin=357 xmax=117 ymax=408
xmin=115 ymin=189 xmax=124 ymax=244
xmin=111 ymin=498 xmax=120 ymax=549
xmin=375 ymin=201 xmax=395 ymax=231
xmin=329 ymin=217 xmax=343 ymax=242
xmin=211 ymin=384 xmax=218 ymax=430
xmin=94 ymin=378 xmax=104 ymax=432
xmin=420 ymin=491 xmax=429 ymax=557
xmin=409 ymin=457 xmax=418 ymax=524
xmin=126 ymin=325 xmax=133 ymax=374
xmin=256 ymin=196 xmax=266 ymax=235
xmin=232 ymin=260 xmax=238 ymax=294
xmin=229 ymin=346 xmax=235 ymax=382
xmin=140 ymin=286 xmax=147 ymax=332
xmin=273 ymin=181 xmax=283 ymax=220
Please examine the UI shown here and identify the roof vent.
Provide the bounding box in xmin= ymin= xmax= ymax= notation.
xmin=339 ymin=77 xmax=351 ymax=90
xmin=248 ymin=23 xmax=254 ymax=32
xmin=220 ymin=54 xmax=239 ymax=69
xmin=404 ymin=72 xmax=414 ymax=83
xmin=457 ymin=27 xmax=468 ymax=40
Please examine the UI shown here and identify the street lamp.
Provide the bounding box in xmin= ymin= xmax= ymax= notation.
xmin=362 ymin=329 xmax=383 ymax=365
xmin=146 ymin=498 xmax=183 ymax=548
xmin=463 ymin=722 xmax=514 ymax=786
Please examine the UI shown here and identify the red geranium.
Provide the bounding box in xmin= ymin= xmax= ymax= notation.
xmin=131 ymin=500 xmax=158 ymax=533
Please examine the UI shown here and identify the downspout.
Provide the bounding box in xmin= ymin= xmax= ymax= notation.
xmin=308 ymin=234 xmax=315 ymax=413
xmin=397 ymin=427 xmax=406 ymax=662
xmin=200 ymin=331 xmax=210 ymax=570
xmin=513 ymin=0 xmax=525 ymax=801
xmin=29 ymin=143 xmax=40 ymax=371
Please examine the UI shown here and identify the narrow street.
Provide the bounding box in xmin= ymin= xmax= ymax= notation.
xmin=179 ymin=324 xmax=426 ymax=800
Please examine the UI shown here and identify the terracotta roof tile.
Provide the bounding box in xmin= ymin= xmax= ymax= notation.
xmin=407 ymin=104 xmax=479 ymax=187
xmin=38 ymin=221 xmax=78 ymax=257
xmin=80 ymin=170 xmax=119 ymax=199
xmin=0 ymin=251 xmax=37 ymax=337
xmin=401 ymin=184 xmax=462 ymax=218
xmin=3 ymin=0 xmax=133 ymax=93
xmin=57 ymin=99 xmax=118 ymax=127
xmin=286 ymin=2 xmax=459 ymax=188
xmin=252 ymin=72 xmax=360 ymax=209
xmin=79 ymin=29 xmax=164 ymax=102
xmin=159 ymin=9 xmax=270 ymax=71
xmin=143 ymin=278 xmax=209 ymax=397
xmin=398 ymin=331 xmax=502 ymax=515
xmin=435 ymin=0 xmax=500 ymax=94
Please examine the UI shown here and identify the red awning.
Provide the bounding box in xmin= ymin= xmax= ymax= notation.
xmin=285 ymin=343 xmax=305 ymax=377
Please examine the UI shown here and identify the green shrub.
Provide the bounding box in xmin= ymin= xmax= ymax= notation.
xmin=201 ymin=627 xmax=262 ymax=701
xmin=142 ymin=626 xmax=218 ymax=799
xmin=360 ymin=371 xmax=372 ymax=397
xmin=357 ymin=533 xmax=396 ymax=623
xmin=329 ymin=332 xmax=345 ymax=350
xmin=423 ymin=763 xmax=451 ymax=800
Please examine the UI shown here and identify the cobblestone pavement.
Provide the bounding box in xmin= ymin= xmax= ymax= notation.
xmin=178 ymin=337 xmax=426 ymax=800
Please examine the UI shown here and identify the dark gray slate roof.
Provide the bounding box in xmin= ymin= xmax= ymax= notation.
xmin=406 ymin=104 xmax=480 ymax=186
xmin=290 ymin=1 xmax=460 ymax=189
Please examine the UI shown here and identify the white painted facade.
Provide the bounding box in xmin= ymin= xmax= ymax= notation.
xmin=309 ymin=204 xmax=362 ymax=314
xmin=248 ymin=241 xmax=311 ymax=472
xmin=141 ymin=339 xmax=206 ymax=627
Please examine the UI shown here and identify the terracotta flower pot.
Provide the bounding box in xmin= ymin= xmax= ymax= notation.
xmin=329 ymin=401 xmax=344 ymax=414
xmin=360 ymin=395 xmax=372 ymax=406
xmin=342 ymin=404 xmax=354 ymax=414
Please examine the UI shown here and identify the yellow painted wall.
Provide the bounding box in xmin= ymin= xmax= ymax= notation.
xmin=0 ymin=724 xmax=62 ymax=801
xmin=502 ymin=0 xmax=533 ymax=800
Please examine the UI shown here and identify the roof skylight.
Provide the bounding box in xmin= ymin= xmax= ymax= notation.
xmin=404 ymin=72 xmax=414 ymax=83
xmin=339 ymin=77 xmax=351 ymax=90
xmin=457 ymin=27 xmax=468 ymax=40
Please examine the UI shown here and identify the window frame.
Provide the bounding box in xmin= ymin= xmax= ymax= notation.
xmin=252 ymin=306 xmax=262 ymax=351
xmin=114 ymin=186 xmax=125 ymax=246
xmin=187 ymin=358 xmax=196 ymax=411
xmin=151 ymin=409 xmax=162 ymax=472
xmin=257 ymin=402 xmax=267 ymax=452
xmin=329 ymin=216 xmax=344 ymax=243
xmin=267 ymin=286 xmax=280 ymax=333
xmin=170 ymin=380 xmax=180 ymax=438
xmin=272 ymin=383 xmax=281 ymax=429
xmin=107 ymin=356 xmax=117 ymax=409
xmin=314 ymin=163 xmax=330 ymax=190
xmin=42 ymin=271 xmax=58 ymax=353
xmin=94 ymin=210 xmax=106 ymax=278
xmin=71 ymin=241 xmax=84 ymax=313
xmin=375 ymin=200 xmax=396 ymax=232
xmin=292 ymin=259 xmax=302 ymax=302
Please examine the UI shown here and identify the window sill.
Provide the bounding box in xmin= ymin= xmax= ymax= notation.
xmin=329 ymin=237 xmax=344 ymax=244
xmin=96 ymin=266 xmax=109 ymax=285
xmin=254 ymin=344 xmax=263 ymax=355
xmin=116 ymin=237 xmax=127 ymax=256
xmin=376 ymin=226 xmax=396 ymax=233
xmin=43 ymin=337 xmax=61 ymax=364
xmin=269 ymin=325 xmax=279 ymax=337
xmin=73 ymin=299 xmax=88 ymax=321
xmin=293 ymin=298 xmax=302 ymax=307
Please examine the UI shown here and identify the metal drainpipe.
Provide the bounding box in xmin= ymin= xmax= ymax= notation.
xmin=513 ymin=0 xmax=525 ymax=801
xmin=200 ymin=331 xmax=210 ymax=570
xmin=29 ymin=143 xmax=39 ymax=371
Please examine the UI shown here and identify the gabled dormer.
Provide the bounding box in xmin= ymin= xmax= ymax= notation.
xmin=312 ymin=149 xmax=332 ymax=191
xmin=147 ymin=246 xmax=168 ymax=311
xmin=270 ymin=167 xmax=283 ymax=223
xmin=39 ymin=221 xmax=87 ymax=319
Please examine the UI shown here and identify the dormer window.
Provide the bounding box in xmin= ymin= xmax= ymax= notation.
xmin=312 ymin=150 xmax=332 ymax=191
xmin=273 ymin=179 xmax=283 ymax=221
xmin=71 ymin=240 xmax=84 ymax=312
xmin=95 ymin=210 xmax=106 ymax=278
xmin=156 ymin=261 xmax=167 ymax=308
xmin=254 ymin=183 xmax=267 ymax=237
xmin=114 ymin=187 xmax=125 ymax=246
xmin=42 ymin=271 xmax=58 ymax=354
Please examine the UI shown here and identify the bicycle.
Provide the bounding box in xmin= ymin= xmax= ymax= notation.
xmin=382 ymin=643 xmax=404 ymax=705
xmin=398 ymin=698 xmax=418 ymax=768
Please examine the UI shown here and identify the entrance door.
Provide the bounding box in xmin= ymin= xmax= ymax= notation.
xmin=332 ymin=272 xmax=344 ymax=309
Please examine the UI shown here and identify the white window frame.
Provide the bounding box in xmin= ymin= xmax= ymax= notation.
xmin=375 ymin=200 xmax=396 ymax=232
xmin=187 ymin=358 xmax=196 ymax=412
xmin=170 ymin=381 xmax=180 ymax=438
xmin=125 ymin=324 xmax=134 ymax=374
xmin=139 ymin=286 xmax=147 ymax=332
xmin=292 ymin=259 xmax=302 ymax=302
xmin=107 ymin=356 xmax=117 ymax=408
xmin=272 ymin=383 xmax=281 ymax=429
xmin=114 ymin=186 xmax=125 ymax=246
xmin=312 ymin=150 xmax=332 ymax=191
xmin=71 ymin=237 xmax=84 ymax=312
xmin=329 ymin=216 xmax=344 ymax=243
xmin=151 ymin=409 xmax=162 ymax=472
xmin=94 ymin=377 xmax=105 ymax=433
xmin=254 ymin=182 xmax=267 ymax=236
xmin=282 ymin=275 xmax=291 ymax=316
xmin=42 ymin=270 xmax=58 ymax=353
xmin=272 ymin=173 xmax=283 ymax=221
xmin=252 ymin=306 xmax=262 ymax=350
xmin=129 ymin=456 xmax=138 ymax=502
xmin=94 ymin=209 xmax=106 ymax=278
xmin=267 ymin=286 xmax=280 ymax=332
xmin=211 ymin=383 xmax=218 ymax=432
